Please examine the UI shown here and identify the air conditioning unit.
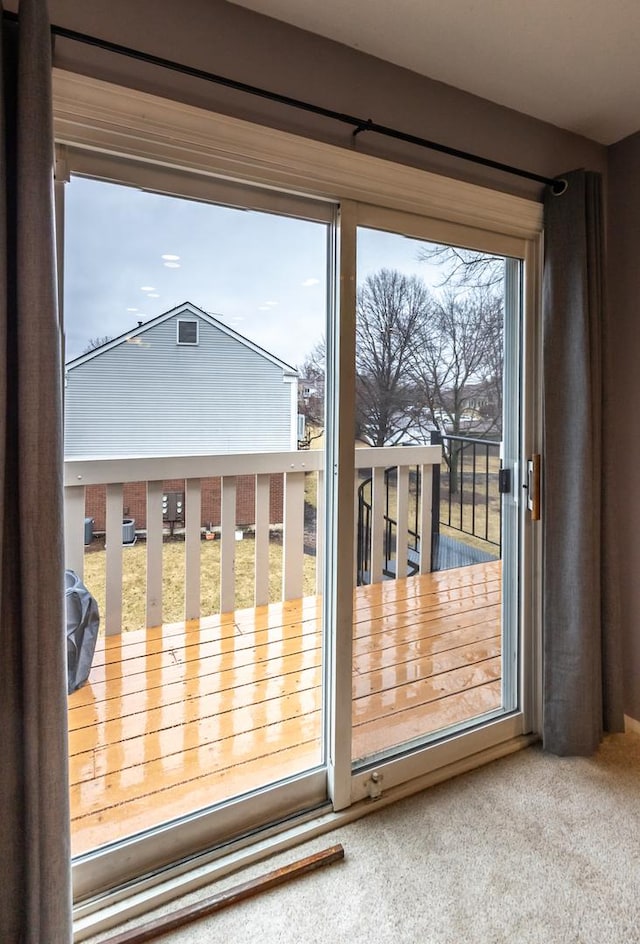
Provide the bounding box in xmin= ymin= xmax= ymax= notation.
xmin=122 ymin=518 xmax=136 ymax=545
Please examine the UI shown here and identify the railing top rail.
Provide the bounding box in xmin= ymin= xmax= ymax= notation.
xmin=64 ymin=444 xmax=442 ymax=487
xmin=64 ymin=450 xmax=325 ymax=486
xmin=354 ymin=445 xmax=441 ymax=470
xmin=442 ymin=434 xmax=502 ymax=447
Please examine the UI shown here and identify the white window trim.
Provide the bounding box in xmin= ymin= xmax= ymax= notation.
xmin=176 ymin=318 xmax=199 ymax=345
xmin=53 ymin=68 xmax=544 ymax=935
xmin=52 ymin=70 xmax=542 ymax=243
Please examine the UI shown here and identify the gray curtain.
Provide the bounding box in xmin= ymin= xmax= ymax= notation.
xmin=542 ymin=169 xmax=625 ymax=755
xmin=0 ymin=1 xmax=73 ymax=941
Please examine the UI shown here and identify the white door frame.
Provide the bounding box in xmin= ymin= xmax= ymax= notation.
xmin=53 ymin=68 xmax=543 ymax=925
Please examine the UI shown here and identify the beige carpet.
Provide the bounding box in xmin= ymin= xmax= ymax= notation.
xmin=89 ymin=732 xmax=640 ymax=943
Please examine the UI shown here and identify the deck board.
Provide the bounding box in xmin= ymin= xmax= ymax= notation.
xmin=68 ymin=560 xmax=502 ymax=855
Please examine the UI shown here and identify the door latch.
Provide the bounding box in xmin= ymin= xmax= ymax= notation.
xmin=366 ymin=771 xmax=383 ymax=800
xmin=498 ymin=468 xmax=511 ymax=494
xmin=526 ymin=454 xmax=541 ymax=520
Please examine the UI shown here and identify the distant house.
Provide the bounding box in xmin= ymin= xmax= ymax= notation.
xmin=64 ymin=301 xmax=299 ymax=459
xmin=297 ymin=373 xmax=325 ymax=447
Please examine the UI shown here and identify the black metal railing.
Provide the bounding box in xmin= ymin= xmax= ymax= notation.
xmin=355 ymin=432 xmax=502 ymax=585
xmin=356 ymin=467 xmax=421 ymax=586
xmin=431 ymin=430 xmax=502 ymax=550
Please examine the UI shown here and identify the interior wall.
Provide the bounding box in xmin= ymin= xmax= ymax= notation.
xmin=607 ymin=130 xmax=640 ymax=724
xmin=23 ymin=0 xmax=606 ymax=199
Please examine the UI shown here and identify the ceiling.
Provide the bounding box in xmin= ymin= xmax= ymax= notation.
xmin=228 ymin=0 xmax=640 ymax=146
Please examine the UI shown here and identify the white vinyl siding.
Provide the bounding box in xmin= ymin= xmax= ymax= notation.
xmin=64 ymin=312 xmax=295 ymax=458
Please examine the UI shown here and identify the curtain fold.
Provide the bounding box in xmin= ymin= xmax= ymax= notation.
xmin=0 ymin=1 xmax=73 ymax=941
xmin=542 ymin=169 xmax=625 ymax=755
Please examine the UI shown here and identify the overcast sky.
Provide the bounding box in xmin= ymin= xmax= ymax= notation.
xmin=64 ymin=176 xmax=443 ymax=366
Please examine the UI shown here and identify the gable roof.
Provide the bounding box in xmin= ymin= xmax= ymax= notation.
xmin=65 ymin=301 xmax=298 ymax=375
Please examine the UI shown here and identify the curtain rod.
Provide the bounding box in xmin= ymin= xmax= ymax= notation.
xmin=5 ymin=9 xmax=567 ymax=194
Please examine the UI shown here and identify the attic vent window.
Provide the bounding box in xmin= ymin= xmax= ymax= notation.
xmin=177 ymin=319 xmax=198 ymax=345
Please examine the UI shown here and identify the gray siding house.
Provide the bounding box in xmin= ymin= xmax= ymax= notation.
xmin=64 ymin=302 xmax=299 ymax=458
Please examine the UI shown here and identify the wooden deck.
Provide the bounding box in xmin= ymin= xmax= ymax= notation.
xmin=68 ymin=560 xmax=501 ymax=856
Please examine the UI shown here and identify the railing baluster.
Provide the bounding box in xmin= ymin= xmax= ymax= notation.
xmin=396 ymin=465 xmax=410 ymax=579
xmin=459 ymin=442 xmax=464 ymax=531
xmin=220 ymin=476 xmax=236 ymax=614
xmin=364 ymin=503 xmax=371 ymax=580
xmin=471 ymin=443 xmax=477 ymax=537
xmin=254 ymin=473 xmax=270 ymax=607
xmin=315 ymin=470 xmax=324 ymax=595
xmin=185 ymin=477 xmax=201 ymax=620
xmin=498 ymin=447 xmax=503 ymax=554
xmin=353 ymin=476 xmax=360 ymax=584
xmin=430 ymin=431 xmax=441 ymax=552
xmin=413 ymin=466 xmax=419 ymax=549
xmin=447 ymin=445 xmax=452 ymax=529
xmin=419 ymin=464 xmax=432 ymax=574
xmin=485 ymin=445 xmax=490 ymax=542
xmin=146 ymin=480 xmax=163 ymax=629
xmin=370 ymin=466 xmax=385 ymax=584
xmin=105 ymin=483 xmax=123 ymax=635
xmin=283 ymin=470 xmax=305 ymax=600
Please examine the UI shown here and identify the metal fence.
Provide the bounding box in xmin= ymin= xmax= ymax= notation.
xmin=356 ymin=431 xmax=502 ymax=584
xmin=431 ymin=430 xmax=502 ymax=551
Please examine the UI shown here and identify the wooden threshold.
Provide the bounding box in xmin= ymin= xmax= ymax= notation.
xmin=68 ymin=560 xmax=501 ymax=856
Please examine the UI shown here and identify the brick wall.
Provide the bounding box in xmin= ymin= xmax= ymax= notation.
xmin=85 ymin=474 xmax=285 ymax=532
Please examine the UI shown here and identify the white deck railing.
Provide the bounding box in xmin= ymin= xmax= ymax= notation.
xmin=64 ymin=445 xmax=441 ymax=635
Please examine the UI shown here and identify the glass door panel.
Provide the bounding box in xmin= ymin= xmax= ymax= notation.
xmin=352 ymin=223 xmax=521 ymax=766
xmin=63 ymin=167 xmax=332 ymax=863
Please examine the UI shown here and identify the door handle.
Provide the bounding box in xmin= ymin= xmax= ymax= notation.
xmin=526 ymin=454 xmax=541 ymax=521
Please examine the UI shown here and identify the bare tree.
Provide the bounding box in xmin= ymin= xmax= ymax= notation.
xmin=410 ymin=287 xmax=503 ymax=489
xmin=418 ymin=243 xmax=504 ymax=290
xmin=297 ymin=267 xmax=504 ymax=461
xmin=355 ymin=269 xmax=431 ymax=446
xmin=83 ymin=335 xmax=113 ymax=353
xmin=413 ymin=288 xmax=503 ymax=432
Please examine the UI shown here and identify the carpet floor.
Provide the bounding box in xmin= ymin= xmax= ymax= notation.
xmin=89 ymin=732 xmax=640 ymax=944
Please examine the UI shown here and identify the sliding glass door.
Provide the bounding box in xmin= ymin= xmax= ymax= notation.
xmin=59 ymin=140 xmax=539 ymax=903
xmin=344 ymin=206 xmax=530 ymax=800
xmin=62 ymin=156 xmax=336 ymax=892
